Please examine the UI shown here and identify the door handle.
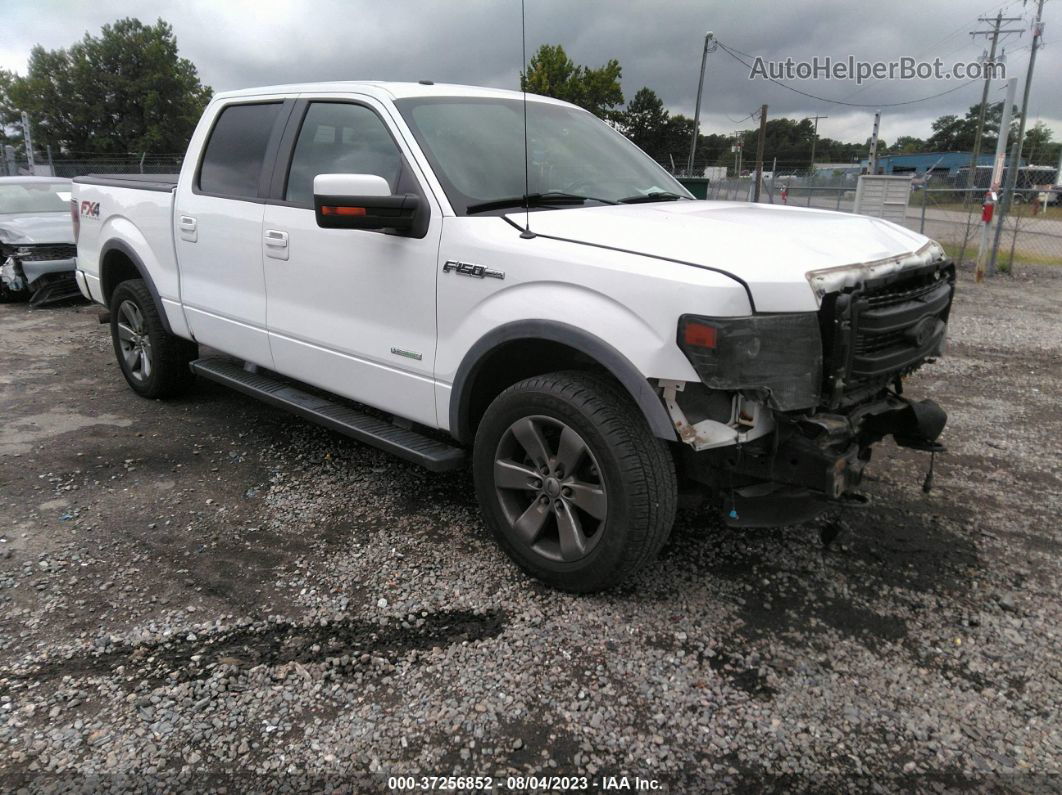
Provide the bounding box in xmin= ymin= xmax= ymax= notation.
xmin=177 ymin=214 xmax=197 ymax=243
xmin=264 ymin=229 xmax=288 ymax=248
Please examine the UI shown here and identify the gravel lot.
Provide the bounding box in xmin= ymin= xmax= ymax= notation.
xmin=1 ymin=265 xmax=1059 ymax=792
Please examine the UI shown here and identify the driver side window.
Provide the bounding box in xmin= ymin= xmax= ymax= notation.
xmin=285 ymin=103 xmax=403 ymax=205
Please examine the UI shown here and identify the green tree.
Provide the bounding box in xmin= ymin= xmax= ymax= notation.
xmin=1022 ymin=121 xmax=1060 ymax=165
xmin=642 ymin=112 xmax=729 ymax=174
xmin=890 ymin=135 xmax=926 ymax=153
xmin=925 ymin=102 xmax=1019 ymax=152
xmin=521 ymin=44 xmax=623 ymax=119
xmin=925 ymin=114 xmax=964 ymax=150
xmin=620 ymin=87 xmax=669 ymax=157
xmin=3 ymin=18 xmax=211 ymax=156
xmin=0 ymin=69 xmax=21 ymax=151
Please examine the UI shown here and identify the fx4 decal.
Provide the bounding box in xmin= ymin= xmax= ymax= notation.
xmin=442 ymin=260 xmax=504 ymax=280
xmin=80 ymin=200 xmax=100 ymax=219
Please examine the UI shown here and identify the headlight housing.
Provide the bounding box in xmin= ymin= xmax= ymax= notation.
xmin=677 ymin=313 xmax=823 ymax=411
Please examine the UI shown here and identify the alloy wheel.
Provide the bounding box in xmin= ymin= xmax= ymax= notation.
xmin=116 ymin=299 xmax=152 ymax=382
xmin=493 ymin=415 xmax=608 ymax=563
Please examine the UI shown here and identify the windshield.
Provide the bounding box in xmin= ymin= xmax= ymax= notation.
xmin=0 ymin=181 xmax=72 ymax=214
xmin=395 ymin=97 xmax=691 ymax=215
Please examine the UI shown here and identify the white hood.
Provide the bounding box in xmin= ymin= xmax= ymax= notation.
xmin=506 ymin=201 xmax=942 ymax=312
xmin=0 ymin=212 xmax=75 ymax=246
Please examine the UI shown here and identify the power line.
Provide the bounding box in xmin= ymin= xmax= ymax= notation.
xmin=716 ymin=41 xmax=983 ymax=108
xmin=723 ymin=108 xmax=759 ymax=124
xmin=837 ymin=0 xmax=1026 ymax=103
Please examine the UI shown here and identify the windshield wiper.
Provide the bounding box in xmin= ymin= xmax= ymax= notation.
xmin=617 ymin=191 xmax=688 ymax=204
xmin=466 ymin=192 xmax=617 ymax=215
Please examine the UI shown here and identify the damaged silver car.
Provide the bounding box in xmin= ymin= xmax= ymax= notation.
xmin=0 ymin=177 xmax=82 ymax=306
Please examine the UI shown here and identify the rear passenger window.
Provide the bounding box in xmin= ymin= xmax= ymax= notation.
xmin=285 ymin=103 xmax=404 ymax=205
xmin=198 ymin=103 xmax=283 ymax=199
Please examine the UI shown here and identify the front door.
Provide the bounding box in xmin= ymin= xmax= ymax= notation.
xmin=262 ymin=98 xmax=441 ymax=427
xmin=175 ymin=100 xmax=290 ymax=367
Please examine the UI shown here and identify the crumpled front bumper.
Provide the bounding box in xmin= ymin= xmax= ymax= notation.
xmin=2 ymin=254 xmax=82 ymax=307
xmin=682 ymin=392 xmax=947 ymax=527
xmin=6 ymin=256 xmax=77 ymax=288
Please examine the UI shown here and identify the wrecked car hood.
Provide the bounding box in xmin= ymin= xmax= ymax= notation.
xmin=0 ymin=212 xmax=75 ymax=246
xmin=506 ymin=201 xmax=943 ymax=312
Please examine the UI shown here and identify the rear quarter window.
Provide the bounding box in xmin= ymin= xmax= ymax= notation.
xmin=198 ymin=102 xmax=283 ymax=199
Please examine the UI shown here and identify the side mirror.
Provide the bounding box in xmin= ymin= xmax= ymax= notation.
xmin=313 ymin=173 xmax=419 ymax=232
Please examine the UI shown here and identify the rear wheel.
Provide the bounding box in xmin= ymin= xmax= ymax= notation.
xmin=473 ymin=371 xmax=677 ymax=592
xmin=109 ymin=279 xmax=197 ymax=398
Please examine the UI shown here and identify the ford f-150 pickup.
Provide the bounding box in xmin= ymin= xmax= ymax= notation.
xmin=72 ymin=82 xmax=954 ymax=591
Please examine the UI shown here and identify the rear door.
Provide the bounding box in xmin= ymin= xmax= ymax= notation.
xmin=174 ymin=99 xmax=292 ymax=366
xmin=260 ymin=96 xmax=442 ymax=427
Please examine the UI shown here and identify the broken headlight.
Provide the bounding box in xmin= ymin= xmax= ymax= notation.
xmin=677 ymin=313 xmax=822 ymax=411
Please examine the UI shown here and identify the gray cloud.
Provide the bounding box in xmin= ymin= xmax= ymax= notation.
xmin=2 ymin=0 xmax=1058 ymax=145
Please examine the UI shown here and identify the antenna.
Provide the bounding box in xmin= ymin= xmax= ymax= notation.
xmin=519 ymin=0 xmax=535 ymax=238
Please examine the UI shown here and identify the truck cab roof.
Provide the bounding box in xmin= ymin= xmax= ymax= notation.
xmin=211 ymin=81 xmax=574 ymax=106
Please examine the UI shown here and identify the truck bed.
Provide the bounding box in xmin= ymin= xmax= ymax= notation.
xmin=72 ymin=173 xmax=182 ymax=332
xmin=73 ymin=173 xmax=179 ymax=192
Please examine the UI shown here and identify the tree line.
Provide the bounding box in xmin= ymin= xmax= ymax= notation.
xmin=0 ymin=18 xmax=210 ymax=157
xmin=1 ymin=25 xmax=1058 ymax=173
xmin=524 ymin=44 xmax=1060 ymax=173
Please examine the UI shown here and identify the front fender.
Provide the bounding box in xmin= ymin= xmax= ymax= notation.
xmin=451 ymin=319 xmax=679 ymax=443
xmin=446 ymin=282 xmax=692 ymax=443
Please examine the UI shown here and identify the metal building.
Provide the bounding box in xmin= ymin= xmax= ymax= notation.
xmin=859 ymin=151 xmax=1024 ymax=177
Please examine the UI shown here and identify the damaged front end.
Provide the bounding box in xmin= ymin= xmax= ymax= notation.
xmin=667 ymin=246 xmax=955 ymax=526
xmin=0 ymin=242 xmax=81 ymax=307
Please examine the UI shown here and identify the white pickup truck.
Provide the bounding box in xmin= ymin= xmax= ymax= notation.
xmin=72 ymin=82 xmax=954 ymax=591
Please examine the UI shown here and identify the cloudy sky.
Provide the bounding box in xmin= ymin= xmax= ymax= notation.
xmin=4 ymin=0 xmax=1059 ymax=151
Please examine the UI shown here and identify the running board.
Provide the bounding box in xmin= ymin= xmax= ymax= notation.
xmin=190 ymin=357 xmax=466 ymax=472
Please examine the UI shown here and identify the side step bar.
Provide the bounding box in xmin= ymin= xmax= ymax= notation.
xmin=190 ymin=357 xmax=466 ymax=472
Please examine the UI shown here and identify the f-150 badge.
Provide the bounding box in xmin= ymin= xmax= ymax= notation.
xmin=442 ymin=260 xmax=504 ymax=280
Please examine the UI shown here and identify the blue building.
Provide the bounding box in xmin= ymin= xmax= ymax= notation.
xmin=859 ymin=151 xmax=1025 ymax=177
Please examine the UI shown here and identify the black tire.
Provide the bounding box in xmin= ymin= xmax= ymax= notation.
xmin=109 ymin=279 xmax=197 ymax=398
xmin=473 ymin=370 xmax=677 ymax=592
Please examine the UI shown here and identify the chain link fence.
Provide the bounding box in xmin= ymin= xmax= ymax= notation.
xmin=5 ymin=149 xmax=1058 ymax=270
xmin=676 ymin=162 xmax=1062 ymax=270
xmin=2 ymin=151 xmax=184 ymax=179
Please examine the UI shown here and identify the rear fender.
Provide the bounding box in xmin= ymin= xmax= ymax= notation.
xmin=99 ymin=237 xmax=176 ymax=336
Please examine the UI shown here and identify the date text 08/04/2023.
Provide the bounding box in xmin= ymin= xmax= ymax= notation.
xmin=387 ymin=774 xmax=663 ymax=791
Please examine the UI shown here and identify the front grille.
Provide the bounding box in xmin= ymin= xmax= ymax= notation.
xmin=15 ymin=244 xmax=76 ymax=261
xmin=820 ymin=261 xmax=955 ymax=407
xmin=854 ymin=328 xmax=905 ymax=355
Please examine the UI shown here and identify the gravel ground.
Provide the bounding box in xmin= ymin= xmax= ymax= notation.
xmin=1 ymin=265 xmax=1059 ymax=792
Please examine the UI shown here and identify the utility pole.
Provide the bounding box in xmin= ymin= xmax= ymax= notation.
xmin=20 ymin=111 xmax=35 ymax=171
xmin=753 ymin=105 xmax=767 ymax=202
xmin=806 ymin=114 xmax=828 ymax=173
xmin=959 ymin=11 xmax=1022 ymax=268
xmin=686 ymin=32 xmax=717 ymax=176
xmin=867 ymin=110 xmax=881 ymax=174
xmin=966 ymin=13 xmax=1023 ymax=195
xmin=990 ymin=0 xmax=1047 ymax=276
xmin=976 ymin=77 xmax=1017 ymax=283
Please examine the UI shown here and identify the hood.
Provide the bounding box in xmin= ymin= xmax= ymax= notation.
xmin=506 ymin=201 xmax=942 ymax=312
xmin=0 ymin=212 xmax=75 ymax=246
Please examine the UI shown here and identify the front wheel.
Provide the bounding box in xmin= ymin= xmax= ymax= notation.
xmin=473 ymin=371 xmax=677 ymax=592
xmin=109 ymin=279 xmax=197 ymax=398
